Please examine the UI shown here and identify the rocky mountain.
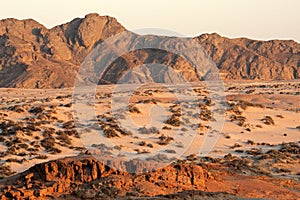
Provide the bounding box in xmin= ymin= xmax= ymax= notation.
xmin=0 ymin=13 xmax=299 ymax=88
xmin=0 ymin=14 xmax=125 ymax=88
xmin=198 ymin=33 xmax=300 ymax=80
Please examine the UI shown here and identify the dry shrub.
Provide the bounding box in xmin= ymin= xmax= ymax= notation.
xmin=157 ymin=134 xmax=174 ymax=145
xmin=261 ymin=116 xmax=275 ymax=125
xmin=103 ymin=128 xmax=119 ymax=138
xmin=138 ymin=126 xmax=159 ymax=134
xmin=128 ymin=106 xmax=141 ymax=114
xmin=165 ymin=115 xmax=181 ymax=127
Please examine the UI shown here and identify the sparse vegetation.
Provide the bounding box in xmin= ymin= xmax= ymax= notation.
xmin=41 ymin=137 xmax=55 ymax=149
xmin=138 ymin=126 xmax=159 ymax=134
xmin=35 ymin=155 xmax=48 ymax=160
xmin=103 ymin=128 xmax=119 ymax=138
xmin=157 ymin=134 xmax=174 ymax=145
xmin=165 ymin=114 xmax=181 ymax=127
xmin=230 ymin=115 xmax=246 ymax=126
xmin=128 ymin=105 xmax=141 ymax=114
xmin=261 ymin=116 xmax=275 ymax=125
xmin=0 ymin=164 xmax=16 ymax=178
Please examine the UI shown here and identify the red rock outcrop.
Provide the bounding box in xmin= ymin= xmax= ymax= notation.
xmin=1 ymin=156 xmax=300 ymax=199
xmin=0 ymin=156 xmax=212 ymax=199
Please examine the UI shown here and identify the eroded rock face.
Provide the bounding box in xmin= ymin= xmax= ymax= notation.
xmin=0 ymin=14 xmax=299 ymax=88
xmin=197 ymin=33 xmax=300 ymax=80
xmin=1 ymin=156 xmax=300 ymax=199
xmin=0 ymin=14 xmax=126 ymax=88
xmin=0 ymin=156 xmax=211 ymax=199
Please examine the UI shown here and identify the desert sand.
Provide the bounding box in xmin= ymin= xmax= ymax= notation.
xmin=0 ymin=80 xmax=299 ymax=199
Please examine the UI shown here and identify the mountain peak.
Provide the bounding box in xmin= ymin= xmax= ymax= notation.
xmin=0 ymin=14 xmax=299 ymax=88
xmin=85 ymin=13 xmax=100 ymax=18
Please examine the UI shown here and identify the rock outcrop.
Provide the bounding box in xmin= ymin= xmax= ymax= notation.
xmin=0 ymin=14 xmax=299 ymax=88
xmin=0 ymin=156 xmax=212 ymax=199
xmin=1 ymin=156 xmax=300 ymax=199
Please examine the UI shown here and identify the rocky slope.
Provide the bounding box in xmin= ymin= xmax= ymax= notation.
xmin=0 ymin=13 xmax=299 ymax=88
xmin=1 ymin=156 xmax=299 ymax=199
xmin=198 ymin=33 xmax=300 ymax=80
xmin=0 ymin=14 xmax=125 ymax=88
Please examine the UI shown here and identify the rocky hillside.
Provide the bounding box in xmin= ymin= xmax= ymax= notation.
xmin=198 ymin=33 xmax=300 ymax=80
xmin=0 ymin=14 xmax=125 ymax=88
xmin=0 ymin=13 xmax=299 ymax=88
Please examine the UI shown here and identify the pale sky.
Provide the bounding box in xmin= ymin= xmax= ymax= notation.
xmin=1 ymin=0 xmax=300 ymax=42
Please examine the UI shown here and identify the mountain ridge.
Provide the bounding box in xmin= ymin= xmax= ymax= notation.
xmin=0 ymin=13 xmax=299 ymax=88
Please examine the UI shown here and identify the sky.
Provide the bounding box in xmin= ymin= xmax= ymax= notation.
xmin=1 ymin=0 xmax=300 ymax=42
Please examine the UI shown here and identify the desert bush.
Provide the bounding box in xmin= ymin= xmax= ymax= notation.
xmin=17 ymin=152 xmax=27 ymax=157
xmin=186 ymin=154 xmax=197 ymax=161
xmin=225 ymin=135 xmax=231 ymax=139
xmin=56 ymin=133 xmax=72 ymax=145
xmin=138 ymin=126 xmax=159 ymax=134
xmin=56 ymin=131 xmax=72 ymax=145
xmin=128 ymin=106 xmax=141 ymax=114
xmin=230 ymin=115 xmax=246 ymax=126
xmin=103 ymin=128 xmax=119 ymax=138
xmin=5 ymin=140 xmax=14 ymax=147
xmin=235 ymin=149 xmax=244 ymax=153
xmin=230 ymin=143 xmax=243 ymax=149
xmin=157 ymin=134 xmax=174 ymax=145
xmin=117 ymin=128 xmax=133 ymax=136
xmin=165 ymin=115 xmax=181 ymax=127
xmin=247 ymin=140 xmax=255 ymax=145
xmin=0 ymin=152 xmax=8 ymax=158
xmin=41 ymin=137 xmax=55 ymax=149
xmin=181 ymin=127 xmax=188 ymax=132
xmin=246 ymin=148 xmax=263 ymax=156
xmin=229 ymin=105 xmax=243 ymax=115
xmin=245 ymin=128 xmax=251 ymax=132
xmin=138 ymin=141 xmax=146 ymax=146
xmin=162 ymin=126 xmax=172 ymax=130
xmin=203 ymin=97 xmax=212 ymax=106
xmin=8 ymin=105 xmax=25 ymax=113
xmin=43 ymin=129 xmax=55 ymax=138
xmin=63 ymin=121 xmax=75 ymax=129
xmin=165 ymin=149 xmax=176 ymax=154
xmin=0 ymin=136 xmax=5 ymax=142
xmin=63 ymin=103 xmax=72 ymax=108
xmin=261 ymin=116 xmax=275 ymax=125
xmin=0 ymin=164 xmax=16 ymax=178
xmin=18 ymin=143 xmax=29 ymax=149
xmin=147 ymin=143 xmax=154 ymax=148
xmin=134 ymin=149 xmax=150 ymax=154
xmin=49 ymin=147 xmax=62 ymax=154
xmin=273 ymin=167 xmax=291 ymax=173
xmin=199 ymin=108 xmax=212 ymax=121
xmin=35 ymin=155 xmax=48 ymax=159
xmin=279 ymin=142 xmax=300 ymax=154
xmin=64 ymin=129 xmax=80 ymax=137
xmin=6 ymin=158 xmax=21 ymax=163
xmin=29 ymin=106 xmax=44 ymax=115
